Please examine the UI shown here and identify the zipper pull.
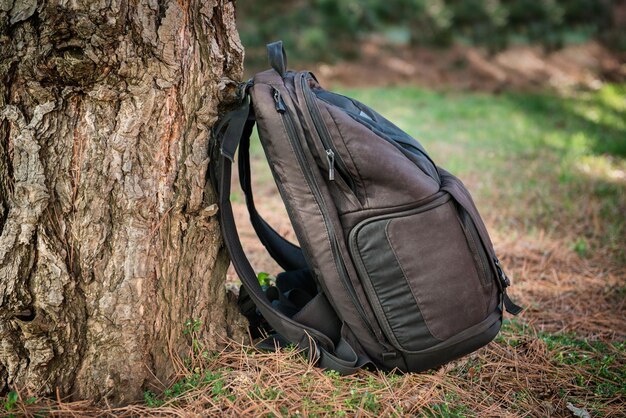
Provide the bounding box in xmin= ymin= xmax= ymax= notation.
xmin=493 ymin=257 xmax=511 ymax=287
xmin=325 ymin=149 xmax=335 ymax=181
xmin=273 ymin=88 xmax=286 ymax=113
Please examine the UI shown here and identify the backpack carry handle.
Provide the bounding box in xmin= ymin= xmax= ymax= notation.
xmin=267 ymin=40 xmax=287 ymax=77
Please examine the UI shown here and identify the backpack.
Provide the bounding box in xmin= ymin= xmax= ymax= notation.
xmin=211 ymin=41 xmax=521 ymax=374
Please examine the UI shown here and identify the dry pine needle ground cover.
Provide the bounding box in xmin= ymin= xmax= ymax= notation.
xmin=4 ymin=84 xmax=625 ymax=417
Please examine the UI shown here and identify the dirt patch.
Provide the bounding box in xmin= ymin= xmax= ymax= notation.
xmin=246 ymin=41 xmax=626 ymax=92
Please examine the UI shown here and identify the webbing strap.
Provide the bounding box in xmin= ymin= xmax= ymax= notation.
xmin=503 ymin=293 xmax=523 ymax=315
xmin=258 ymin=334 xmax=363 ymax=376
xmin=220 ymin=142 xmax=328 ymax=346
xmin=217 ymin=93 xmax=306 ymax=272
xmin=218 ymin=97 xmax=250 ymax=162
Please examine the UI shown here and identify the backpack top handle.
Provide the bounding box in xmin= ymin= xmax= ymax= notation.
xmin=267 ymin=40 xmax=288 ymax=77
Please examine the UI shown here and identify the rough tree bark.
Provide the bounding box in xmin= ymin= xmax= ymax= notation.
xmin=0 ymin=0 xmax=245 ymax=404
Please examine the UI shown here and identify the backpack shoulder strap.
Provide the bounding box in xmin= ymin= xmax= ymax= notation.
xmin=217 ymin=92 xmax=306 ymax=272
xmin=217 ymin=98 xmax=327 ymax=346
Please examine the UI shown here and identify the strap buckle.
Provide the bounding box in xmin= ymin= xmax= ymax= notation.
xmin=493 ymin=257 xmax=511 ymax=288
xmin=238 ymin=79 xmax=253 ymax=103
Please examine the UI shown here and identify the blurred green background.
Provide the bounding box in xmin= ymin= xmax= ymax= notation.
xmin=237 ymin=0 xmax=624 ymax=65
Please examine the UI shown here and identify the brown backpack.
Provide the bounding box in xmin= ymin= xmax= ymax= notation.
xmin=212 ymin=41 xmax=521 ymax=374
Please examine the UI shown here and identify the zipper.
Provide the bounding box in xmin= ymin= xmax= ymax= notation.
xmin=494 ymin=256 xmax=523 ymax=314
xmin=299 ymin=76 xmax=357 ymax=192
xmin=313 ymin=89 xmax=439 ymax=181
xmin=325 ymin=149 xmax=335 ymax=181
xmin=273 ymin=86 xmax=391 ymax=350
xmin=349 ymin=192 xmax=449 ymax=237
xmin=273 ymin=88 xmax=286 ymax=113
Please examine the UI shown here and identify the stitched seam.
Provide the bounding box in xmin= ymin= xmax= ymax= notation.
xmin=353 ymin=225 xmax=398 ymax=346
xmin=339 ymin=191 xmax=446 ymax=217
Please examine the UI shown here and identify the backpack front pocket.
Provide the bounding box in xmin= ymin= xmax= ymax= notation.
xmin=348 ymin=193 xmax=494 ymax=352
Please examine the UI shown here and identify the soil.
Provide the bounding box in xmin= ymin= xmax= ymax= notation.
xmin=245 ymin=41 xmax=626 ymax=92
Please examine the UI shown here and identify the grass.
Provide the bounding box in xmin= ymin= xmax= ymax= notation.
xmin=3 ymin=84 xmax=625 ymax=417
xmin=6 ymin=334 xmax=624 ymax=416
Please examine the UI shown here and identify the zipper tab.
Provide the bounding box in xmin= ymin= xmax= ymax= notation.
xmin=493 ymin=257 xmax=511 ymax=287
xmin=273 ymin=88 xmax=286 ymax=113
xmin=325 ymin=149 xmax=335 ymax=181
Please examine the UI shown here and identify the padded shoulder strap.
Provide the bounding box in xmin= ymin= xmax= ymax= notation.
xmin=217 ymin=94 xmax=307 ymax=271
xmin=219 ymin=130 xmax=328 ymax=348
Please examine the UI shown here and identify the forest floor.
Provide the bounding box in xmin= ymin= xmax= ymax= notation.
xmin=4 ymin=69 xmax=626 ymax=416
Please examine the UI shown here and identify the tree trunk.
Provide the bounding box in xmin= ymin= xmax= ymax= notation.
xmin=0 ymin=0 xmax=245 ymax=405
